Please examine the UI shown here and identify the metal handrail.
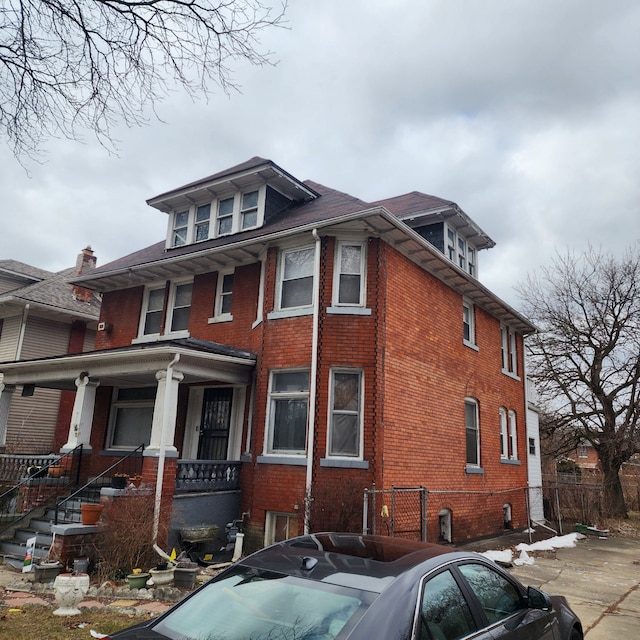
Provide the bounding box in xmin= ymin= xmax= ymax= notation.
xmin=0 ymin=445 xmax=83 ymax=538
xmin=54 ymin=444 xmax=145 ymax=524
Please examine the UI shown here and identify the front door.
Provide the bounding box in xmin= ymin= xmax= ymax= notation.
xmin=197 ymin=387 xmax=233 ymax=460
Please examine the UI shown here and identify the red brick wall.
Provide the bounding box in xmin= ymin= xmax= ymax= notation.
xmin=95 ymin=286 xmax=144 ymax=349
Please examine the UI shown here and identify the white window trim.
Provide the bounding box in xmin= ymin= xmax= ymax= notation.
xmin=264 ymin=369 xmax=310 ymax=456
xmin=465 ymin=397 xmax=480 ymax=468
xmin=508 ymin=410 xmax=518 ymax=460
xmin=501 ymin=325 xmax=519 ymax=377
xmin=165 ymin=185 xmax=266 ymax=249
xmin=463 ymin=299 xmax=477 ymax=348
xmin=332 ymin=241 xmax=367 ymax=308
xmin=499 ymin=407 xmax=508 ymax=459
xmin=445 ymin=223 xmax=478 ymax=277
xmin=138 ymin=284 xmax=165 ymax=338
xmin=106 ymin=386 xmax=155 ymax=450
xmin=275 ymin=244 xmax=316 ymax=313
xmin=326 ymin=368 xmax=364 ymax=460
xmin=209 ymin=269 xmax=234 ymax=323
xmin=264 ymin=511 xmax=299 ymax=547
xmin=165 ymin=278 xmax=193 ymax=335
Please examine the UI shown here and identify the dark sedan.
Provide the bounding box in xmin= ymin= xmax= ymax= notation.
xmin=109 ymin=532 xmax=583 ymax=640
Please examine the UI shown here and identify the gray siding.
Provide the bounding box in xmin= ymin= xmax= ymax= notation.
xmin=84 ymin=328 xmax=96 ymax=352
xmin=0 ymin=314 xmax=21 ymax=362
xmin=0 ymin=275 xmax=23 ymax=294
xmin=20 ymin=316 xmax=70 ymax=360
xmin=6 ymin=387 xmax=62 ymax=453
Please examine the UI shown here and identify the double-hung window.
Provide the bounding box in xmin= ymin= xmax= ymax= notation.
xmin=213 ymin=271 xmax=234 ymax=320
xmin=465 ymin=398 xmax=480 ymax=467
xmin=143 ymin=287 xmax=165 ymax=336
xmin=499 ymin=407 xmax=509 ymax=459
xmin=167 ymin=281 xmax=192 ymax=333
xmin=328 ymin=369 xmax=363 ymax=457
xmin=172 ymin=211 xmax=189 ymax=247
xmin=267 ymin=370 xmax=310 ymax=454
xmin=241 ymin=190 xmax=259 ymax=230
xmin=508 ymin=410 xmax=518 ymax=460
xmin=279 ymin=246 xmax=315 ymax=310
xmin=139 ymin=279 xmax=192 ymax=339
xmin=108 ymin=387 xmax=156 ymax=448
xmin=333 ymin=242 xmax=365 ymax=306
xmin=194 ymin=204 xmax=211 ymax=242
xmin=217 ymin=197 xmax=234 ymax=236
xmin=500 ymin=407 xmax=518 ymax=460
xmin=501 ymin=325 xmax=518 ymax=375
xmin=445 ymin=225 xmax=477 ymax=277
xmin=463 ymin=300 xmax=476 ymax=347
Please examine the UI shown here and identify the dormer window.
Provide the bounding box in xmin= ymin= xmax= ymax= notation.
xmin=446 ymin=225 xmax=476 ymax=277
xmin=167 ymin=186 xmax=268 ymax=247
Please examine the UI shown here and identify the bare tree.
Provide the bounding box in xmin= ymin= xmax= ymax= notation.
xmin=0 ymin=0 xmax=286 ymax=160
xmin=517 ymin=246 xmax=640 ymax=518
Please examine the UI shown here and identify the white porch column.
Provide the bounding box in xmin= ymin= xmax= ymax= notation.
xmin=146 ymin=368 xmax=184 ymax=456
xmin=0 ymin=383 xmax=16 ymax=447
xmin=63 ymin=374 xmax=99 ymax=451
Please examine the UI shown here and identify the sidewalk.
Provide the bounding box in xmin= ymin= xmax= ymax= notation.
xmin=466 ymin=534 xmax=640 ymax=639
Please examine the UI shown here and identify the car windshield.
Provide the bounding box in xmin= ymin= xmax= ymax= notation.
xmin=152 ymin=565 xmax=372 ymax=640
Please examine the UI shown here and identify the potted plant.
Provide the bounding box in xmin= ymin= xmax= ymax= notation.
xmin=48 ymin=464 xmax=65 ymax=478
xmin=127 ymin=567 xmax=150 ymax=589
xmin=110 ymin=472 xmax=128 ymax=489
xmin=149 ymin=562 xmax=175 ymax=586
xmin=80 ymin=502 xmax=104 ymax=525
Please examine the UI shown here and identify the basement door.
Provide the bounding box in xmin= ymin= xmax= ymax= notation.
xmin=196 ymin=387 xmax=234 ymax=460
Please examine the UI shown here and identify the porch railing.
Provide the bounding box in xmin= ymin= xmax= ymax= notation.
xmin=0 ymin=446 xmax=83 ymax=538
xmin=175 ymin=460 xmax=241 ymax=493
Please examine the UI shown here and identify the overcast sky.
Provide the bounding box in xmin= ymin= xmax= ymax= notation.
xmin=1 ymin=0 xmax=639 ymax=308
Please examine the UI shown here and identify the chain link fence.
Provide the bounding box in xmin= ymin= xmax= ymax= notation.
xmin=363 ymin=485 xmax=533 ymax=543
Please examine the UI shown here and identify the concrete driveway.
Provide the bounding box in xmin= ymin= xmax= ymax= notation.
xmin=506 ymin=536 xmax=640 ymax=639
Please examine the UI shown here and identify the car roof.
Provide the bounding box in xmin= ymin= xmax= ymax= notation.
xmin=238 ymin=533 xmax=480 ymax=593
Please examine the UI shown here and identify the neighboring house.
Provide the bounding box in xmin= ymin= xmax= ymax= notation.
xmin=0 ymin=249 xmax=100 ymax=452
xmin=0 ymin=158 xmax=536 ymax=548
xmin=525 ymin=378 xmax=544 ymax=522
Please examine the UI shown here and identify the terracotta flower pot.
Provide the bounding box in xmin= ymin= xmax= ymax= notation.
xmin=48 ymin=465 xmax=65 ymax=478
xmin=80 ymin=503 xmax=104 ymax=525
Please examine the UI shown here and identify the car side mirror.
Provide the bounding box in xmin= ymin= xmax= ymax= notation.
xmin=527 ymin=586 xmax=552 ymax=610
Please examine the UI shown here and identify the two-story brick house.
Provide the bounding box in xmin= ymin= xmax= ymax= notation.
xmin=0 ymin=158 xmax=535 ymax=548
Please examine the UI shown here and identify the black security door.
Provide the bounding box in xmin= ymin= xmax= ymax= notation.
xmin=197 ymin=387 xmax=233 ymax=460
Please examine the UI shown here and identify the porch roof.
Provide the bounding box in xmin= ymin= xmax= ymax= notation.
xmin=0 ymin=338 xmax=256 ymax=390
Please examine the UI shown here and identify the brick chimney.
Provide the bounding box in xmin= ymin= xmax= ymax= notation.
xmin=72 ymin=246 xmax=97 ymax=303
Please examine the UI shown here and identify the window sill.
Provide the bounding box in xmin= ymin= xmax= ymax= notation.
xmin=257 ymin=455 xmax=307 ymax=466
xmin=501 ymin=369 xmax=521 ymax=381
xmin=500 ymin=458 xmax=521 ymax=465
xmin=267 ymin=308 xmax=313 ymax=320
xmin=208 ymin=315 xmax=233 ymax=324
xmin=326 ymin=307 xmax=372 ymax=316
xmin=132 ymin=330 xmax=190 ymax=345
xmin=465 ymin=465 xmax=484 ymax=475
xmin=320 ymin=458 xmax=369 ymax=469
xmin=463 ymin=340 xmax=479 ymax=351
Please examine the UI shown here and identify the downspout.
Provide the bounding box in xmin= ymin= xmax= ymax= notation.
xmin=304 ymin=229 xmax=322 ymax=534
xmin=16 ymin=303 xmax=30 ymax=360
xmin=153 ymin=352 xmax=180 ymax=542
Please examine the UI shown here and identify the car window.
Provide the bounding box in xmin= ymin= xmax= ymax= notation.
xmin=458 ymin=563 xmax=524 ymax=624
xmin=152 ymin=566 xmax=371 ymax=640
xmin=419 ymin=569 xmax=478 ymax=640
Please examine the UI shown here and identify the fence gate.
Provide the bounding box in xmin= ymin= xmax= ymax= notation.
xmin=363 ymin=485 xmax=426 ymax=541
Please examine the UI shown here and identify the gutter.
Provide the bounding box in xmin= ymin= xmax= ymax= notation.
xmin=304 ymin=229 xmax=322 ymax=534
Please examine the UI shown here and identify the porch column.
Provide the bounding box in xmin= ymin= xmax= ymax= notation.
xmin=0 ymin=382 xmax=16 ymax=447
xmin=62 ymin=374 xmax=99 ymax=451
xmin=146 ymin=368 xmax=184 ymax=456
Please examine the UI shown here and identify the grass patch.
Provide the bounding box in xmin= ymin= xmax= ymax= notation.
xmin=0 ymin=603 xmax=148 ymax=639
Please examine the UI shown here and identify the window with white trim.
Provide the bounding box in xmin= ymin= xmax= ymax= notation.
xmin=217 ymin=197 xmax=234 ymax=236
xmin=108 ymin=387 xmax=156 ymax=448
xmin=194 ymin=204 xmax=210 ymax=242
xmin=501 ymin=325 xmax=518 ymax=375
xmin=241 ymin=190 xmax=259 ymax=230
xmin=139 ymin=279 xmax=192 ymax=338
xmin=528 ymin=437 xmax=536 ymax=455
xmin=278 ymin=246 xmax=315 ymax=310
xmin=465 ymin=398 xmax=480 ymax=466
xmin=264 ymin=511 xmax=299 ymax=546
xmin=213 ymin=271 xmax=234 ymax=320
xmin=333 ymin=242 xmax=366 ymax=306
xmin=267 ymin=370 xmax=310 ymax=454
xmin=328 ymin=369 xmax=363 ymax=458
xmin=172 ymin=211 xmax=189 ymax=247
xmin=463 ymin=300 xmax=476 ymax=346
xmin=508 ymin=410 xmax=518 ymax=460
xmin=446 ymin=225 xmax=477 ymax=277
xmin=578 ymin=443 xmax=588 ymax=458
xmin=499 ymin=407 xmax=508 ymax=459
